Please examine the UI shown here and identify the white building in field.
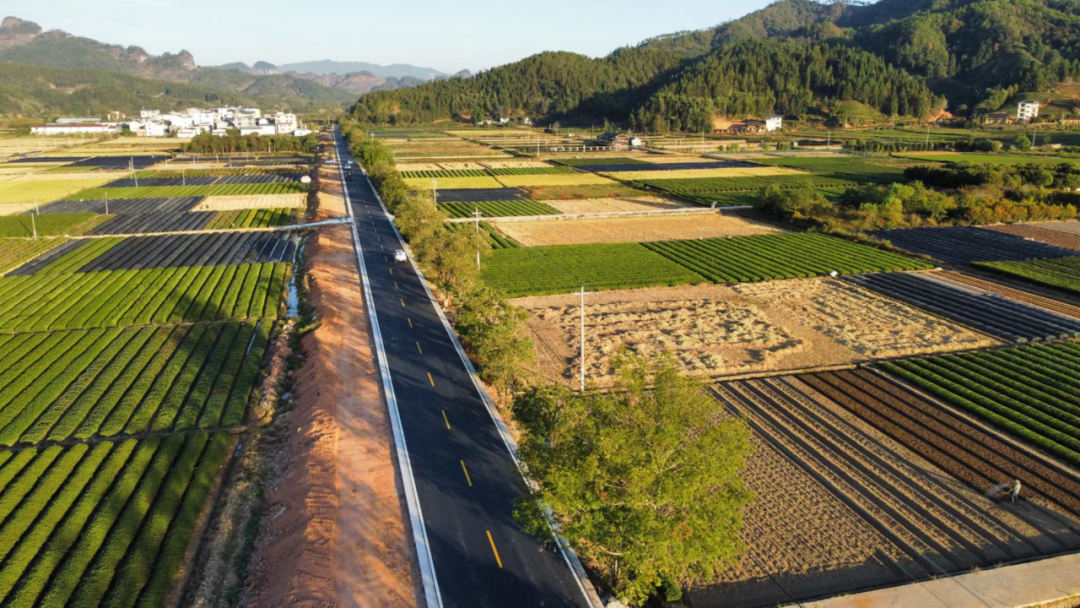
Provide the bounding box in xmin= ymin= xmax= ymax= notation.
xmin=143 ymin=122 xmax=168 ymax=137
xmin=274 ymin=112 xmax=298 ymax=135
xmin=765 ymin=115 xmax=784 ymax=132
xmin=54 ymin=117 xmax=102 ymax=124
xmin=31 ymin=123 xmax=120 ymax=135
xmin=1017 ymin=101 xmax=1040 ymax=123
xmin=140 ymin=109 xmax=160 ymax=120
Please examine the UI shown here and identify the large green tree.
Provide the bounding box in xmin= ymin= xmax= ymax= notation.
xmin=513 ymin=353 xmax=753 ymax=605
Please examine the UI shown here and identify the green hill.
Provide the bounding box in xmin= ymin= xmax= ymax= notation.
xmin=350 ymin=0 xmax=1080 ymax=128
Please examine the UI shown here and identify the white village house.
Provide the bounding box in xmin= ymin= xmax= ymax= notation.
xmin=1017 ymin=101 xmax=1040 ymax=123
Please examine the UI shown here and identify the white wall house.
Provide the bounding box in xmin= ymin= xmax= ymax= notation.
xmin=293 ymin=128 xmax=313 ymax=137
xmin=177 ymin=126 xmax=208 ymax=138
xmin=274 ymin=112 xmax=298 ymax=135
xmin=31 ymin=123 xmax=120 ymax=135
xmin=160 ymin=114 xmax=194 ymax=129
xmin=765 ymin=115 xmax=784 ymax=132
xmin=143 ymin=122 xmax=168 ymax=138
xmin=1017 ymin=101 xmax=1040 ymax=122
xmin=140 ymin=109 xmax=160 ymax=120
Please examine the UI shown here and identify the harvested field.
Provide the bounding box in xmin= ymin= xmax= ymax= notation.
xmin=494 ymin=173 xmax=617 ymax=188
xmin=104 ymin=175 xmax=298 ymax=188
xmin=690 ymin=372 xmax=1080 ymax=607
xmin=66 ymin=183 xmax=306 ymax=200
xmin=516 ymin=279 xmax=996 ymax=386
xmin=543 ymin=196 xmax=688 ymax=214
xmin=874 ymin=226 xmax=1075 ymax=264
xmin=606 ymin=166 xmax=802 ymax=181
xmin=687 ymin=423 xmax=918 ymax=608
xmin=879 ymin=342 xmax=1080 ymax=469
xmin=491 ymin=212 xmax=780 ymax=246
xmin=847 ymin=272 xmax=1080 ymax=342
xmin=989 ymin=223 xmax=1080 ymax=251
xmin=193 ymin=194 xmax=306 ymax=211
xmin=805 ymin=369 xmax=1080 ymax=521
xmin=0 ymin=213 xmax=106 ymax=237
xmin=0 ymin=179 xmax=114 ymax=205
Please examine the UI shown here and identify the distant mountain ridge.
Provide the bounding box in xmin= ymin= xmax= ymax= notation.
xmin=214 ymin=60 xmax=472 ymax=95
xmin=0 ymin=16 xmax=354 ymax=115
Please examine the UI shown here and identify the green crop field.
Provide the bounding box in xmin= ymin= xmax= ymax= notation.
xmin=401 ymin=169 xmax=489 ymax=179
xmin=880 ymin=343 xmax=1080 ymax=468
xmin=439 ymin=200 xmax=560 ymax=218
xmin=751 ymin=157 xmax=906 ymax=182
xmin=0 ymin=433 xmax=229 ymax=606
xmin=485 ymin=167 xmax=576 ymax=175
xmin=0 ymin=321 xmax=268 ymax=445
xmin=0 ymin=239 xmax=67 ymax=274
xmin=639 ymin=175 xmax=860 ymax=205
xmin=975 ymin=256 xmax=1080 ymax=295
xmin=445 ymin=221 xmax=521 ymax=249
xmin=0 ymin=261 xmax=289 ymax=334
xmin=0 ymin=213 xmax=106 ymax=238
xmin=65 ymin=182 xmax=308 ymax=200
xmin=204 ymin=207 xmax=298 ymax=230
xmin=482 ymin=243 xmax=705 ymax=297
xmin=897 ymin=153 xmax=1077 ymax=166
xmin=642 ymin=233 xmax=931 ymax=282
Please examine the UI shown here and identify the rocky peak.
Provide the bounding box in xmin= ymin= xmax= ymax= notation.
xmin=1 ymin=16 xmax=41 ymax=36
xmin=252 ymin=61 xmax=278 ymax=75
xmin=177 ymin=50 xmax=196 ymax=70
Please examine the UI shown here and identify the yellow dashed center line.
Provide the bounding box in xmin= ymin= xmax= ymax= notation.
xmin=460 ymin=460 xmax=473 ymax=486
xmin=428 ymin=372 xmax=435 ymax=387
xmin=486 ymin=531 xmax=503 ymax=568
xmin=442 ymin=410 xmax=450 ymax=429
xmin=389 ymin=267 xmax=393 ymax=275
xmin=416 ymin=342 xmax=423 ymax=354
xmin=407 ymin=318 xmax=413 ymax=328
xmin=395 ymin=282 xmax=399 ymax=290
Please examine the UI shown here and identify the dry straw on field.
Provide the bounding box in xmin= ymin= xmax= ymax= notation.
xmin=517 ymin=279 xmax=997 ymax=386
xmin=492 ymin=212 xmax=780 ymax=246
xmin=544 ymin=197 xmax=689 ymax=214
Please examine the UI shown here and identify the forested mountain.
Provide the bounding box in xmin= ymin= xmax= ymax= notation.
xmin=350 ymin=0 xmax=1080 ymax=128
xmin=0 ymin=16 xmax=354 ymax=116
xmin=275 ymin=60 xmax=448 ymax=79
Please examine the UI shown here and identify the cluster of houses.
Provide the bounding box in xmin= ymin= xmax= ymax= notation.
xmin=984 ymin=100 xmax=1080 ymax=126
xmin=30 ymin=107 xmax=314 ymax=138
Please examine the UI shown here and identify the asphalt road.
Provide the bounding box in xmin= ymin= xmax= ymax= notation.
xmin=334 ymin=133 xmax=593 ymax=608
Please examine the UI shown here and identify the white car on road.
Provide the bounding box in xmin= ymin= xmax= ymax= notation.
xmin=394 ymin=250 xmax=408 ymax=263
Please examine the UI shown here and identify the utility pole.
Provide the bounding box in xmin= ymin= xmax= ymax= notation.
xmin=131 ymin=158 xmax=138 ymax=188
xmin=1033 ymin=126 xmax=1039 ymax=149
xmin=182 ymin=167 xmax=186 ymax=187
xmin=105 ymin=192 xmax=109 ymax=215
xmin=925 ymin=126 xmax=931 ymax=150
xmin=827 ymin=130 xmax=831 ymax=148
xmin=579 ymin=285 xmax=590 ymax=392
xmin=474 ymin=208 xmax=483 ymax=270
xmin=30 ymin=212 xmax=36 ymax=240
xmin=432 ymin=179 xmax=438 ymax=203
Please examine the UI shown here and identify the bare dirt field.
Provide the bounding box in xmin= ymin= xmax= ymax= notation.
xmin=193 ymin=193 xmax=307 ymax=211
xmin=515 ymin=279 xmax=997 ymax=386
xmin=492 ymin=212 xmax=780 ymax=246
xmin=989 ymin=222 xmax=1080 ymax=251
xmin=246 ymin=223 xmax=421 ymax=608
xmin=543 ymin=196 xmax=689 ymax=214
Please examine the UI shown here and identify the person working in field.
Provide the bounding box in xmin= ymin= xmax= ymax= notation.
xmin=1012 ymin=479 xmax=1022 ymax=502
xmin=985 ymin=479 xmax=1022 ymax=503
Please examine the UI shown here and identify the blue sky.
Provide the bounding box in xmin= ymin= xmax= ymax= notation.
xmin=14 ymin=0 xmax=777 ymax=73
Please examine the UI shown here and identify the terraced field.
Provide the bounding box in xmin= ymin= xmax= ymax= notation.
xmin=0 ymin=239 xmax=67 ymax=274
xmin=639 ymin=174 xmax=860 ymax=205
xmin=880 ymin=343 xmax=1080 ymax=469
xmin=846 ymin=272 xmax=1080 ymax=342
xmin=0 ymin=214 xmax=104 ymax=237
xmin=876 ymin=226 xmax=1075 ymax=264
xmin=937 ymin=271 xmax=1080 ymax=320
xmin=445 ymin=221 xmax=521 ymax=249
xmin=432 ymin=188 xmax=527 ymax=203
xmin=989 ymin=222 xmax=1080 ymax=251
xmin=439 ymin=200 xmax=560 ymax=218
xmin=37 ymin=197 xmax=204 ymax=215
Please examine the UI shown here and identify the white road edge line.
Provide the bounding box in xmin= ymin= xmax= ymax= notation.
xmin=334 ymin=135 xmax=444 ymax=608
xmin=349 ymin=134 xmax=603 ymax=608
